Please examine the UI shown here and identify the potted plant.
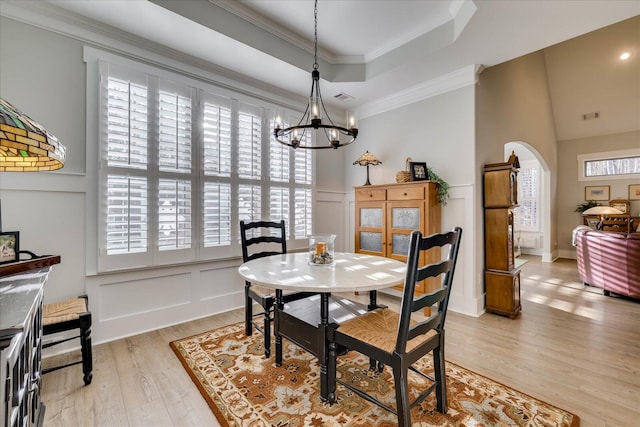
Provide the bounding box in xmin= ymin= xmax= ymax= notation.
xmin=575 ymin=200 xmax=600 ymax=213
xmin=426 ymin=167 xmax=450 ymax=205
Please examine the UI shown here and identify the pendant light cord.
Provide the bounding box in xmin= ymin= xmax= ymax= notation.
xmin=313 ymin=0 xmax=318 ymax=70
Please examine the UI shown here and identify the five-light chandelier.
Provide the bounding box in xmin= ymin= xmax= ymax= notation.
xmin=273 ymin=0 xmax=358 ymax=149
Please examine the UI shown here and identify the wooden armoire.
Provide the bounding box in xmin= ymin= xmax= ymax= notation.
xmin=483 ymin=153 xmax=521 ymax=318
xmin=354 ymin=181 xmax=441 ymax=296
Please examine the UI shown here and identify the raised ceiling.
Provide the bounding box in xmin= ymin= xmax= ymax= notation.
xmin=10 ymin=0 xmax=640 ymax=138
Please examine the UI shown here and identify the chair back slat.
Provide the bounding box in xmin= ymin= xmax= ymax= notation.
xmin=240 ymin=220 xmax=287 ymax=263
xmin=245 ymin=251 xmax=283 ymax=262
xmin=411 ymin=287 xmax=447 ymax=312
xmin=395 ymin=227 xmax=462 ymax=354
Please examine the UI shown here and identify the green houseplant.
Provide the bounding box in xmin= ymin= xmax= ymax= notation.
xmin=575 ymin=200 xmax=600 ymax=213
xmin=426 ymin=167 xmax=450 ymax=205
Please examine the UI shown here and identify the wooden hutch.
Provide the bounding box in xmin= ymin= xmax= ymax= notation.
xmin=354 ymin=181 xmax=441 ymax=298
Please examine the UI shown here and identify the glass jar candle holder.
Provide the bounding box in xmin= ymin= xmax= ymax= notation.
xmin=308 ymin=234 xmax=335 ymax=266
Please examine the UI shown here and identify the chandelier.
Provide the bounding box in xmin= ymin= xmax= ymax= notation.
xmin=273 ymin=0 xmax=358 ymax=149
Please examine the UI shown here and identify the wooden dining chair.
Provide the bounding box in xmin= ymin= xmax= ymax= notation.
xmin=327 ymin=227 xmax=462 ymax=427
xmin=240 ymin=220 xmax=314 ymax=358
xmin=42 ymin=295 xmax=93 ymax=385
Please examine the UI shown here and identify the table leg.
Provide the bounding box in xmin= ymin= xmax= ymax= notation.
xmin=368 ymin=290 xmax=377 ymax=310
xmin=275 ymin=289 xmax=283 ymax=367
xmin=319 ymin=292 xmax=334 ymax=403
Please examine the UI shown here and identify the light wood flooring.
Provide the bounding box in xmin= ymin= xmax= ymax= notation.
xmin=41 ymin=255 xmax=640 ymax=427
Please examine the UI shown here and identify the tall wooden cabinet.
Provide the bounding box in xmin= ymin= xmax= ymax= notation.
xmin=354 ymin=181 xmax=441 ymax=295
xmin=484 ymin=155 xmax=521 ymax=318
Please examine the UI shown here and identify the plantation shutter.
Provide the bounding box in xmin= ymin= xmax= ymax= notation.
xmin=514 ymin=163 xmax=539 ymax=231
xmin=202 ymin=92 xmax=232 ymax=248
xmin=97 ymin=56 xmax=314 ymax=271
xmin=105 ymin=73 xmax=149 ymax=256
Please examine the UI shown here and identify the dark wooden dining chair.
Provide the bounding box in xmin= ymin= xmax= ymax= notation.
xmin=327 ymin=227 xmax=462 ymax=427
xmin=240 ymin=220 xmax=314 ymax=358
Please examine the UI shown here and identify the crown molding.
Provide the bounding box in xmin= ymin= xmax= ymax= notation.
xmin=357 ymin=65 xmax=481 ymax=119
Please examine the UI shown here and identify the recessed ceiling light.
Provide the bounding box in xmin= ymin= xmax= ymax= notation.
xmin=619 ymin=52 xmax=631 ymax=60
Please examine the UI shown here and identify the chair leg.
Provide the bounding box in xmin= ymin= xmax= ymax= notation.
xmin=434 ymin=336 xmax=448 ymax=413
xmin=245 ymin=284 xmax=253 ymax=336
xmin=393 ymin=363 xmax=411 ymax=427
xmin=79 ymin=312 xmax=93 ymax=386
xmin=263 ymin=300 xmax=272 ymax=358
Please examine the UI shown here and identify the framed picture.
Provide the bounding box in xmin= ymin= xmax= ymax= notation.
xmin=409 ymin=162 xmax=428 ymax=181
xmin=586 ymin=218 xmax=600 ymax=229
xmin=629 ymin=184 xmax=640 ymax=201
xmin=609 ymin=199 xmax=629 ymax=214
xmin=585 ymin=185 xmax=610 ymax=201
xmin=0 ymin=231 xmax=19 ymax=264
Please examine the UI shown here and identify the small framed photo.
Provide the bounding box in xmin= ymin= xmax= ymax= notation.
xmin=0 ymin=231 xmax=19 ymax=264
xmin=585 ymin=185 xmax=610 ymax=201
xmin=409 ymin=162 xmax=428 ymax=181
xmin=629 ymin=184 xmax=640 ymax=201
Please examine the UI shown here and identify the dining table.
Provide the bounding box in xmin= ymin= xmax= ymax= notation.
xmin=238 ymin=251 xmax=406 ymax=402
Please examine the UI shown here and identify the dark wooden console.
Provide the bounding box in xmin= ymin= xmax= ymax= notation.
xmin=1 ymin=256 xmax=60 ymax=427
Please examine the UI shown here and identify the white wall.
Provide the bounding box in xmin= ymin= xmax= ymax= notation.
xmin=476 ymin=51 xmax=559 ymax=263
xmin=343 ymin=86 xmax=484 ymax=317
xmin=0 ymin=11 xmax=350 ymax=346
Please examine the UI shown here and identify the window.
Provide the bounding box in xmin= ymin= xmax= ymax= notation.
xmin=98 ymin=61 xmax=313 ymax=271
xmin=513 ymin=161 xmax=540 ymax=232
xmin=578 ymin=149 xmax=640 ymax=181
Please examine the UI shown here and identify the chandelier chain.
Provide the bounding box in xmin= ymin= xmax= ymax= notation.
xmin=313 ymin=0 xmax=318 ymax=70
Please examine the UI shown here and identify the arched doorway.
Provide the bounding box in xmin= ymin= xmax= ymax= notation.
xmin=504 ymin=142 xmax=552 ymax=262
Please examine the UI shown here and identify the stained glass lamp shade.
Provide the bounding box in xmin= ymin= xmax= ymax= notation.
xmin=353 ymin=151 xmax=381 ymax=186
xmin=0 ymin=98 xmax=66 ymax=172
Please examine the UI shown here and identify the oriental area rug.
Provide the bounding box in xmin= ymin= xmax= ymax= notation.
xmin=170 ymin=322 xmax=579 ymax=427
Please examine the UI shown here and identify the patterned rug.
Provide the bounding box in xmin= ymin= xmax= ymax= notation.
xmin=170 ymin=322 xmax=579 ymax=427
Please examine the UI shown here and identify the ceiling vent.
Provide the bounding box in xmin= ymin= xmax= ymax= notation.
xmin=334 ymin=92 xmax=355 ymax=102
xmin=582 ymin=112 xmax=600 ymax=120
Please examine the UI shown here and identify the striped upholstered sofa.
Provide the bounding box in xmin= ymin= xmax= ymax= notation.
xmin=573 ymin=226 xmax=640 ymax=298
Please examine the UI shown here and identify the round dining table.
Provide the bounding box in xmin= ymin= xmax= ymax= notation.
xmin=238 ymin=251 xmax=406 ymax=402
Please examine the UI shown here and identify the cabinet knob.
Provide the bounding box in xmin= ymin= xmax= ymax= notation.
xmin=369 ymin=194 xmax=373 ymax=198
xmin=403 ymin=192 xmax=407 ymax=196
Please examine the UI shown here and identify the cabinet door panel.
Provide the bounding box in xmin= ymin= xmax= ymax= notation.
xmin=360 ymin=232 xmax=384 ymax=253
xmin=391 ymin=233 xmax=411 ymax=257
xmin=391 ymin=206 xmax=420 ymax=229
xmin=360 ymin=207 xmax=383 ymax=228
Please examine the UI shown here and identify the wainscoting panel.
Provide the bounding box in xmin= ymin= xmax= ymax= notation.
xmin=442 ymin=185 xmax=483 ymax=317
xmin=314 ymin=191 xmax=347 ymax=251
xmin=98 ymin=272 xmax=192 ymax=321
xmin=86 ymin=261 xmax=245 ymax=345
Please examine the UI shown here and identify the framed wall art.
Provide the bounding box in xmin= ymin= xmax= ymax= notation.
xmin=609 ymin=199 xmax=629 ymax=214
xmin=584 ymin=185 xmax=609 ymax=201
xmin=0 ymin=231 xmax=19 ymax=264
xmin=629 ymin=184 xmax=640 ymax=201
xmin=409 ymin=162 xmax=428 ymax=181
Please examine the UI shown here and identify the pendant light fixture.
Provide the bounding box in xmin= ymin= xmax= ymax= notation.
xmin=273 ymin=0 xmax=358 ymax=149
xmin=0 ymin=98 xmax=66 ymax=171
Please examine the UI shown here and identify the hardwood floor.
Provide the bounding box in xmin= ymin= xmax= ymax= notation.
xmin=41 ymin=255 xmax=640 ymax=426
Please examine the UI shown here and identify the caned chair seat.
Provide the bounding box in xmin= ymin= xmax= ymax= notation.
xmin=337 ymin=308 xmax=436 ymax=354
xmin=42 ymin=295 xmax=93 ymax=385
xmin=43 ymin=298 xmax=87 ymax=326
